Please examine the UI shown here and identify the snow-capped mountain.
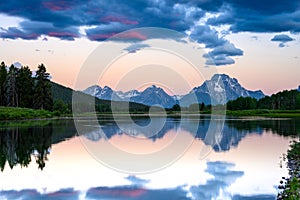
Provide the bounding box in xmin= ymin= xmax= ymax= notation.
xmin=83 ymin=85 xmax=176 ymax=108
xmin=180 ymin=74 xmax=265 ymax=106
xmin=130 ymin=85 xmax=177 ymax=108
xmin=115 ymin=89 xmax=141 ymax=101
xmin=83 ymin=74 xmax=265 ymax=107
xmin=83 ymin=85 xmax=122 ymax=101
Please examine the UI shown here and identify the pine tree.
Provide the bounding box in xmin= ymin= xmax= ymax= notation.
xmin=4 ymin=65 xmax=18 ymax=107
xmin=0 ymin=62 xmax=7 ymax=106
xmin=33 ymin=64 xmax=53 ymax=110
xmin=16 ymin=66 xmax=34 ymax=108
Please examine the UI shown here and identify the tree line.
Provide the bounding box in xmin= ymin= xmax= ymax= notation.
xmin=0 ymin=61 xmax=53 ymax=111
xmin=227 ymin=89 xmax=300 ymax=110
xmin=171 ymin=89 xmax=300 ymax=112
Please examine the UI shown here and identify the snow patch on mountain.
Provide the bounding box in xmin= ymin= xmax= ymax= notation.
xmin=83 ymin=74 xmax=265 ymax=107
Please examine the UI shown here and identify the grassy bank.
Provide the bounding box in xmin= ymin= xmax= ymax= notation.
xmin=277 ymin=140 xmax=300 ymax=199
xmin=2 ymin=106 xmax=300 ymax=120
xmin=225 ymin=109 xmax=300 ymax=118
xmin=0 ymin=106 xmax=55 ymax=120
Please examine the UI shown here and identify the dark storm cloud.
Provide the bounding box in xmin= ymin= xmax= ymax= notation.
xmin=190 ymin=25 xmax=226 ymax=48
xmin=207 ymin=0 xmax=300 ymax=33
xmin=0 ymin=0 xmax=204 ymax=40
xmin=1 ymin=0 xmax=299 ymax=66
xmin=0 ymin=20 xmax=80 ymax=40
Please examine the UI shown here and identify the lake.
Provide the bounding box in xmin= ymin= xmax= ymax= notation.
xmin=0 ymin=116 xmax=299 ymax=200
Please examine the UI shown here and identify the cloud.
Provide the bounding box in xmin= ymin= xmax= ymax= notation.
xmin=0 ymin=27 xmax=39 ymax=40
xmin=13 ymin=61 xmax=22 ymax=68
xmin=271 ymin=34 xmax=295 ymax=42
xmin=232 ymin=194 xmax=276 ymax=200
xmin=206 ymin=0 xmax=300 ymax=33
xmin=86 ymin=186 xmax=191 ymax=200
xmin=0 ymin=20 xmax=80 ymax=40
xmin=0 ymin=188 xmax=80 ymax=200
xmin=189 ymin=25 xmax=226 ymax=48
xmin=190 ymin=161 xmax=244 ymax=199
xmin=205 ymin=42 xmax=243 ymax=57
xmin=123 ymin=43 xmax=150 ymax=53
xmin=125 ymin=175 xmax=150 ymax=185
xmin=271 ymin=34 xmax=295 ymax=48
xmin=278 ymin=43 xmax=286 ymax=48
xmin=203 ymin=42 xmax=243 ymax=65
xmin=1 ymin=0 xmax=299 ymax=66
xmin=205 ymin=53 xmax=235 ymax=66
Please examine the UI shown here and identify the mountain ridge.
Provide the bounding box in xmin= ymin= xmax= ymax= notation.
xmin=83 ymin=74 xmax=266 ymax=108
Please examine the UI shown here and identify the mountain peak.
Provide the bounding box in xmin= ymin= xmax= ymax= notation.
xmin=149 ymin=85 xmax=158 ymax=89
xmin=298 ymin=85 xmax=300 ymax=92
xmin=83 ymin=74 xmax=266 ymax=107
xmin=103 ymin=86 xmax=112 ymax=90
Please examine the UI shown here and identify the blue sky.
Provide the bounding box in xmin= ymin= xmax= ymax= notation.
xmin=0 ymin=0 xmax=299 ymax=94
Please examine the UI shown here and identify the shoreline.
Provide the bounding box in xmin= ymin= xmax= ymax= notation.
xmin=1 ymin=106 xmax=300 ymax=121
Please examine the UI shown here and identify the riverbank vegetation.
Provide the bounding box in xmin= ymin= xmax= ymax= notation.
xmin=0 ymin=106 xmax=55 ymax=120
xmin=277 ymin=140 xmax=300 ymax=200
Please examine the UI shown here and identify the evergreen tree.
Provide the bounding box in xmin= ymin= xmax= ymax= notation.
xmin=0 ymin=62 xmax=7 ymax=106
xmin=4 ymin=65 xmax=18 ymax=107
xmin=33 ymin=64 xmax=53 ymax=110
xmin=16 ymin=66 xmax=34 ymax=108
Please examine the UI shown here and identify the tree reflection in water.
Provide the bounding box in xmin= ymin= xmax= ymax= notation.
xmin=0 ymin=122 xmax=52 ymax=171
xmin=0 ymin=117 xmax=299 ymax=172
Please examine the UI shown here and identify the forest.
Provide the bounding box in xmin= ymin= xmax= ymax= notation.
xmin=1 ymin=61 xmax=300 ymax=118
xmin=0 ymin=62 xmax=54 ymax=111
xmin=227 ymin=90 xmax=300 ymax=110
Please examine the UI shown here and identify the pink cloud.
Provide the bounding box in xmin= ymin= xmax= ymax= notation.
xmin=47 ymin=31 xmax=79 ymax=38
xmin=89 ymin=188 xmax=147 ymax=197
xmin=43 ymin=1 xmax=74 ymax=11
xmin=101 ymin=15 xmax=139 ymax=25
xmin=88 ymin=31 xmax=147 ymax=41
xmin=116 ymin=31 xmax=147 ymax=40
xmin=88 ymin=33 xmax=117 ymax=40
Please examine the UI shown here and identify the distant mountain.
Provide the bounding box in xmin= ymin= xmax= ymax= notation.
xmin=180 ymin=74 xmax=265 ymax=106
xmin=83 ymin=74 xmax=265 ymax=107
xmin=130 ymin=85 xmax=177 ymax=108
xmin=83 ymin=85 xmax=122 ymax=101
xmin=83 ymin=85 xmax=177 ymax=108
xmin=51 ymin=82 xmax=149 ymax=112
xmin=298 ymin=85 xmax=300 ymax=92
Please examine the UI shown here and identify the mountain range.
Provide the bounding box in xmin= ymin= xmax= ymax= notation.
xmin=83 ymin=74 xmax=265 ymax=108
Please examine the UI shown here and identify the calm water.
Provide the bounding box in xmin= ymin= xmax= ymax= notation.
xmin=0 ymin=116 xmax=299 ymax=200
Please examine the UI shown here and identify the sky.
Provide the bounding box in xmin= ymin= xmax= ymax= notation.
xmin=0 ymin=0 xmax=300 ymax=95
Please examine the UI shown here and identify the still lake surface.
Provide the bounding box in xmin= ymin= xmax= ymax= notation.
xmin=0 ymin=116 xmax=299 ymax=200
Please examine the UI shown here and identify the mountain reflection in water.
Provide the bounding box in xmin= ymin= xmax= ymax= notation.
xmin=0 ymin=117 xmax=298 ymax=199
xmin=0 ymin=117 xmax=299 ymax=171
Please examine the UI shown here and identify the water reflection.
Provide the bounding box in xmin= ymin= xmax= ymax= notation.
xmin=0 ymin=120 xmax=76 ymax=171
xmin=0 ymin=161 xmax=277 ymax=200
xmin=83 ymin=117 xmax=300 ymax=152
xmin=0 ymin=117 xmax=299 ymax=171
xmin=190 ymin=161 xmax=244 ymax=199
